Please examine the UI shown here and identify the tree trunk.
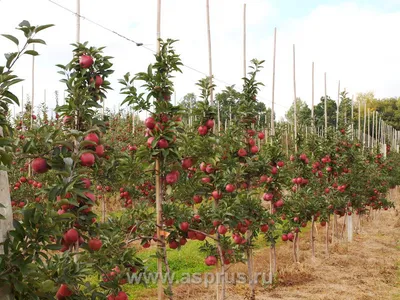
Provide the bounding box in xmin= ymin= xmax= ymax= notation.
xmin=347 ymin=214 xmax=353 ymax=242
xmin=311 ymin=216 xmax=315 ymax=260
xmin=246 ymin=244 xmax=255 ymax=300
xmin=325 ymin=220 xmax=330 ymax=257
xmin=216 ymin=242 xmax=226 ymax=300
xmin=0 ymin=170 xmax=14 ymax=300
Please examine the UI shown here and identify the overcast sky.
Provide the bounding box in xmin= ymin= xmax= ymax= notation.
xmin=1 ymin=0 xmax=400 ymax=120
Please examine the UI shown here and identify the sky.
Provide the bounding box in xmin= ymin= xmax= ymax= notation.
xmin=1 ymin=0 xmax=400 ymax=121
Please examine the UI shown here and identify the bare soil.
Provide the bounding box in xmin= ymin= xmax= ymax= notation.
xmin=136 ymin=188 xmax=400 ymax=300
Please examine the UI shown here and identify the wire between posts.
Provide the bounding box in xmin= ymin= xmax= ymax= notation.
xmin=47 ymin=0 xmax=291 ymax=110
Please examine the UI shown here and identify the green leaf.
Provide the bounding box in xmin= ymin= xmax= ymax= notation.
xmin=12 ymin=219 xmax=25 ymax=237
xmin=0 ymin=137 xmax=13 ymax=147
xmin=3 ymin=90 xmax=19 ymax=105
xmin=1 ymin=34 xmax=19 ymax=45
xmin=56 ymin=213 xmax=76 ymax=220
xmin=19 ymin=20 xmax=31 ymax=27
xmin=34 ymin=24 xmax=55 ymax=33
xmin=5 ymin=52 xmax=18 ymax=68
xmin=45 ymin=244 xmax=63 ymax=251
xmin=27 ymin=38 xmax=46 ymax=45
xmin=24 ymin=50 xmax=39 ymax=56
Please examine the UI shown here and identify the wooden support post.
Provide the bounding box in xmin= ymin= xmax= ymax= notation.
xmin=293 ymin=45 xmax=298 ymax=153
xmin=324 ymin=72 xmax=327 ymax=136
xmin=206 ymin=0 xmax=214 ymax=105
xmin=271 ymin=28 xmax=277 ymax=136
xmin=311 ymin=62 xmax=315 ymax=132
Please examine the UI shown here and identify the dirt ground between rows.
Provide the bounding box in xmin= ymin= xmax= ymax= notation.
xmin=137 ymin=188 xmax=400 ymax=300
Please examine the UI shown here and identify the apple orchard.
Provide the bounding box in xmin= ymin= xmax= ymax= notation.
xmin=0 ymin=20 xmax=399 ymax=300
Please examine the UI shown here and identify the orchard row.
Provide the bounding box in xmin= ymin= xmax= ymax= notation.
xmin=0 ymin=22 xmax=398 ymax=300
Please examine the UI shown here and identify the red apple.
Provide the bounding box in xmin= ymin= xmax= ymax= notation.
xmin=109 ymin=291 xmax=128 ymax=300
xmin=212 ymin=220 xmax=220 ymax=227
xmin=147 ymin=137 xmax=155 ymax=148
xmin=211 ymin=190 xmax=222 ymax=200
xmin=169 ymin=240 xmax=179 ymax=249
xmin=57 ymin=284 xmax=73 ymax=298
xmin=64 ymin=229 xmax=79 ymax=245
xmin=196 ymin=232 xmax=206 ymax=240
xmin=145 ymin=117 xmax=156 ymax=129
xmin=200 ymin=162 xmax=207 ymax=172
xmin=84 ymin=133 xmax=100 ymax=145
xmin=88 ymin=238 xmax=102 ymax=251
xmin=198 ymin=125 xmax=208 ymax=136
xmin=32 ymin=157 xmax=49 ymax=174
xmin=81 ymin=178 xmax=91 ymax=189
xmin=260 ymin=224 xmax=269 ymax=232
xmin=80 ymin=153 xmax=95 ymax=167
xmin=263 ymin=193 xmax=274 ymax=201
xmin=201 ymin=177 xmax=211 ymax=184
xmin=250 ymin=145 xmax=259 ymax=154
xmin=205 ymin=119 xmax=214 ymax=128
xmin=182 ymin=157 xmax=193 ymax=169
xmin=218 ymin=225 xmax=227 ymax=235
xmin=165 ymin=171 xmax=179 ymax=185
xmin=95 ymin=144 xmax=105 ymax=157
xmin=79 ymin=55 xmax=93 ymax=68
xmin=180 ymin=222 xmax=189 ymax=232
xmin=238 ymin=148 xmax=247 ymax=157
xmin=95 ymin=75 xmax=103 ymax=88
xmin=193 ymin=195 xmax=203 ymax=204
xmin=158 ymin=139 xmax=169 ymax=149
xmin=205 ymin=255 xmax=217 ymax=266
xmin=225 ymin=184 xmax=235 ymax=193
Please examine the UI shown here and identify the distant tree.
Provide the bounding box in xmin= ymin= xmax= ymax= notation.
xmin=214 ymin=85 xmax=241 ymax=126
xmin=373 ymin=97 xmax=400 ymax=130
xmin=180 ymin=92 xmax=197 ymax=122
xmin=314 ymin=96 xmax=337 ymax=129
xmin=286 ymin=98 xmax=312 ymax=127
xmin=338 ymin=91 xmax=353 ymax=129
xmin=214 ymin=85 xmax=272 ymax=130
xmin=180 ymin=92 xmax=197 ymax=110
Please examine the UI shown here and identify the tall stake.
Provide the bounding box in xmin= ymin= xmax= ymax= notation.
xmin=156 ymin=1 xmax=163 ymax=299
xmin=358 ymin=96 xmax=361 ymax=140
xmin=324 ymin=72 xmax=327 ymax=136
xmin=243 ymin=3 xmax=247 ymax=78
xmin=293 ymin=45 xmax=297 ymax=153
xmin=351 ymin=95 xmax=354 ymax=140
xmin=271 ymin=28 xmax=277 ymax=136
xmin=336 ymin=80 xmax=340 ymax=129
xmin=363 ymin=101 xmax=366 ymax=152
xmin=206 ymin=0 xmax=214 ymax=105
xmin=31 ymin=44 xmax=35 ymax=130
xmin=132 ymin=110 xmax=135 ymax=134
xmin=367 ymin=108 xmax=370 ymax=148
xmin=21 ymin=86 xmax=24 ymax=123
xmin=76 ymin=0 xmax=80 ymax=43
xmin=311 ymin=62 xmax=315 ymax=132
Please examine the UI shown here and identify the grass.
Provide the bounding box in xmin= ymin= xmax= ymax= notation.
xmin=86 ymin=218 xmax=317 ymax=299
xmin=124 ymin=240 xmax=213 ymax=299
xmin=85 ymin=240 xmax=213 ymax=299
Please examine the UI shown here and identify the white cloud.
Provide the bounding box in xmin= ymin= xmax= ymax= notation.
xmin=0 ymin=0 xmax=399 ymax=121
